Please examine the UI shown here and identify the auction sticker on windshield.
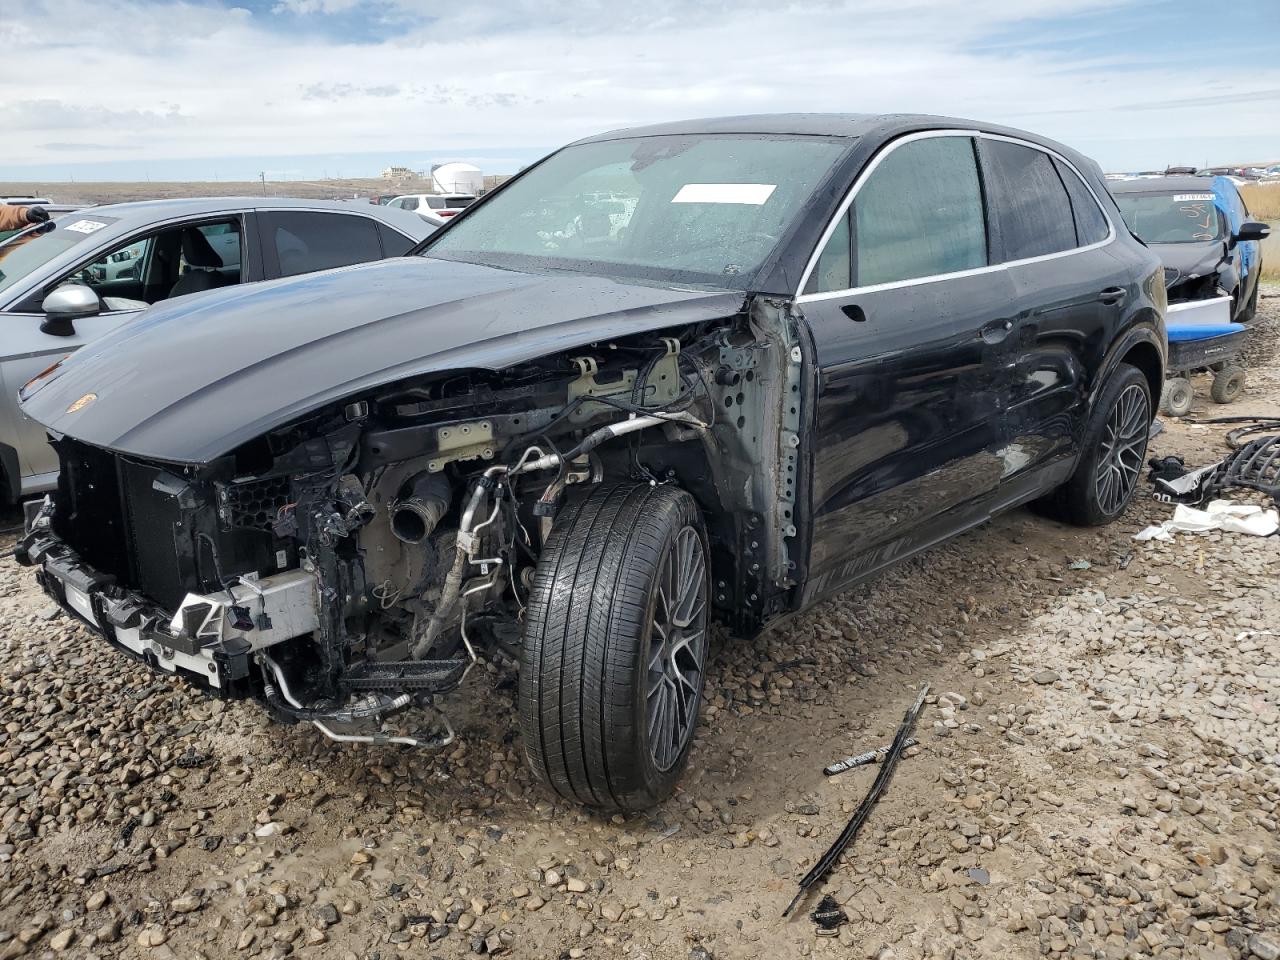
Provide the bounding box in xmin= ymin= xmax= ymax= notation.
xmin=1172 ymin=194 xmax=1214 ymax=202
xmin=671 ymin=183 xmax=777 ymax=205
xmin=64 ymin=219 xmax=109 ymax=235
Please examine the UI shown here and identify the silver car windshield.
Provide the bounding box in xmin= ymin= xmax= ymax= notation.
xmin=424 ymin=134 xmax=848 ymax=289
xmin=0 ymin=219 xmax=112 ymax=298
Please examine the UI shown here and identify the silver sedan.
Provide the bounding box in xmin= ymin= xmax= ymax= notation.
xmin=0 ymin=197 xmax=434 ymax=500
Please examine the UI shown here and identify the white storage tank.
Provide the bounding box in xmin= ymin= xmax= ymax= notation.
xmin=432 ymin=162 xmax=484 ymax=195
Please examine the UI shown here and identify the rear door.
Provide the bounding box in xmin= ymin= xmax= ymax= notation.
xmin=796 ymin=133 xmax=1018 ymax=602
xmin=976 ymin=137 xmax=1128 ymax=483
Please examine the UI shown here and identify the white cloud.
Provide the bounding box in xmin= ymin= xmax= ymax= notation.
xmin=271 ymin=0 xmax=363 ymax=15
xmin=1 ymin=0 xmax=1278 ymax=174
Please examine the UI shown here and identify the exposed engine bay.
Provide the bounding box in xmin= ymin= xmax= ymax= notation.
xmin=18 ymin=299 xmax=807 ymax=748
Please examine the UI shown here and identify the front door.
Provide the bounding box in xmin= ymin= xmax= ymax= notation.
xmin=1 ymin=216 xmax=252 ymax=492
xmin=795 ymin=133 xmax=1017 ymax=603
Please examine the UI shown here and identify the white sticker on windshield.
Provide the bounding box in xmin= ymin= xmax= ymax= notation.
xmin=64 ymin=219 xmax=109 ymax=235
xmin=671 ymin=183 xmax=777 ymax=205
xmin=1172 ymin=194 xmax=1214 ymax=202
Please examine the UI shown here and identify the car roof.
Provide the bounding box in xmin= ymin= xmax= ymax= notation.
xmin=569 ymin=112 xmax=1099 ymax=176
xmin=1109 ymin=176 xmax=1221 ymax=194
xmin=58 ymin=195 xmax=429 ymax=229
xmin=395 ymin=194 xmax=474 ymax=201
xmin=574 ymin=112 xmax=1068 ymax=145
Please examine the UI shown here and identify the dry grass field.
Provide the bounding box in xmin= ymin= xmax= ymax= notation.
xmin=1240 ymin=183 xmax=1280 ymax=220
xmin=1240 ymin=183 xmax=1280 ymax=279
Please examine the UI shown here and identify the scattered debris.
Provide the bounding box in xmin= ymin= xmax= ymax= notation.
xmin=782 ymin=684 xmax=929 ymax=918
xmin=1135 ymin=500 xmax=1279 ymax=541
xmin=967 ymin=866 xmax=990 ymax=886
xmin=1067 ymin=559 xmax=1091 ymax=570
xmin=1188 ymin=414 xmax=1280 ymax=448
xmin=175 ymin=749 xmax=211 ymax=769
xmin=810 ymin=894 xmax=847 ymax=934
xmin=1149 ymin=435 xmax=1280 ymax=506
xmin=823 ymin=739 xmax=919 ymax=776
xmin=1214 ymin=434 xmax=1280 ymax=502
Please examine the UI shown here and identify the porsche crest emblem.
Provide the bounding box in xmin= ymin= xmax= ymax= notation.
xmin=66 ymin=392 xmax=97 ymax=414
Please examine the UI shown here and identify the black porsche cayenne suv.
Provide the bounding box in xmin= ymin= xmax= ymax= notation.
xmin=17 ymin=114 xmax=1165 ymax=810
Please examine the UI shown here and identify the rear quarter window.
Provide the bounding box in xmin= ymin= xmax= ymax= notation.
xmin=979 ymin=139 xmax=1078 ymax=260
xmin=377 ymin=222 xmax=416 ymax=256
xmin=1053 ymin=157 xmax=1110 ymax=246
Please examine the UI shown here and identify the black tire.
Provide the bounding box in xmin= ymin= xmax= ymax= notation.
xmin=1210 ymin=365 xmax=1246 ymax=404
xmin=520 ymin=482 xmax=710 ymax=811
xmin=1160 ymin=377 xmax=1194 ymax=418
xmin=1237 ymin=283 xmax=1258 ymax=323
xmin=1038 ymin=363 xmax=1152 ymax=527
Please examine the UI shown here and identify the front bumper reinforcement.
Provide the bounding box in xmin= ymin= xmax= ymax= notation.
xmin=17 ymin=529 xmax=321 ymax=696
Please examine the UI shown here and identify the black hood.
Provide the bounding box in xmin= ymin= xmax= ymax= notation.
xmin=1148 ymin=241 xmax=1226 ymax=286
xmin=21 ymin=257 xmax=744 ymax=464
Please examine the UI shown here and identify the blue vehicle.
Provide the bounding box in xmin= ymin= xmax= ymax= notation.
xmin=1111 ymin=175 xmax=1270 ymax=323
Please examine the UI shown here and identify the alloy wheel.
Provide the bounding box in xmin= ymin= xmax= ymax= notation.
xmin=645 ymin=525 xmax=708 ymax=772
xmin=1094 ymin=383 xmax=1150 ymax=516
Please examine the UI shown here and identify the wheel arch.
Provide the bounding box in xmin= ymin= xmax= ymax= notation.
xmin=1120 ymin=338 xmax=1165 ymax=410
xmin=591 ymin=432 xmax=744 ymax=632
xmin=1093 ymin=312 xmax=1166 ymax=416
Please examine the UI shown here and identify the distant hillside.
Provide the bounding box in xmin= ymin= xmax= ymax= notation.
xmin=0 ymin=174 xmax=511 ymax=206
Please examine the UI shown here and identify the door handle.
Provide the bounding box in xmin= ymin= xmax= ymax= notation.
xmin=980 ymin=319 xmax=1013 ymax=344
xmin=1097 ymin=286 xmax=1127 ymax=305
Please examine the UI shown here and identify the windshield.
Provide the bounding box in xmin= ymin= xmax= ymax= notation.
xmin=0 ymin=216 xmax=117 ymax=298
xmin=423 ymin=134 xmax=848 ymax=288
xmin=1114 ymin=191 xmax=1224 ymax=244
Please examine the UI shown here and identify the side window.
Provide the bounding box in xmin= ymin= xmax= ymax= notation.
xmin=188 ymin=222 xmax=242 ymax=274
xmin=979 ymin=140 xmax=1077 ymax=260
xmin=261 ymin=212 xmax=383 ymax=279
xmin=855 ymin=136 xmax=987 ymax=287
xmin=804 ymin=136 xmax=987 ymax=292
xmin=1052 ymin=158 xmax=1110 ymax=246
xmin=80 ymin=237 xmax=153 ymax=287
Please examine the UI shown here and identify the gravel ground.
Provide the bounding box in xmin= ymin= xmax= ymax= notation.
xmin=1 ymin=289 xmax=1277 ymax=960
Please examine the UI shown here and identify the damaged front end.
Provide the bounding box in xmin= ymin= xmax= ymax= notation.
xmin=17 ymin=305 xmax=808 ymax=748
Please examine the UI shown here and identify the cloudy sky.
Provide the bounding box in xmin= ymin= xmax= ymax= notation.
xmin=1 ymin=0 xmax=1277 ymax=181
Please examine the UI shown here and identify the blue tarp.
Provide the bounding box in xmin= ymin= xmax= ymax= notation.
xmin=1212 ymin=176 xmax=1256 ymax=282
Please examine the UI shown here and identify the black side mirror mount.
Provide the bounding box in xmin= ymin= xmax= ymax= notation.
xmin=40 ymin=284 xmax=100 ymax=337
